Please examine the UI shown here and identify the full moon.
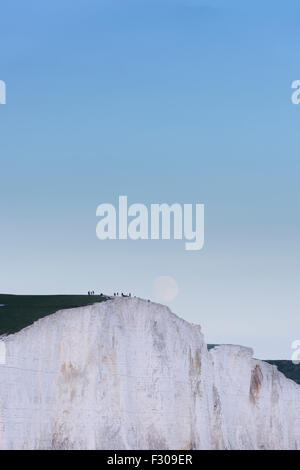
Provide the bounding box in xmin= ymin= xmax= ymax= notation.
xmin=154 ymin=276 xmax=179 ymax=303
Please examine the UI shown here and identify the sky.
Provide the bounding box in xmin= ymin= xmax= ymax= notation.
xmin=0 ymin=0 xmax=299 ymax=358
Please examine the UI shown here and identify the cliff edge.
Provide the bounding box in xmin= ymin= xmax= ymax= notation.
xmin=0 ymin=297 xmax=299 ymax=449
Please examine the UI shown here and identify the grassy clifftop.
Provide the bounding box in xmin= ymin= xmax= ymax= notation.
xmin=0 ymin=294 xmax=109 ymax=336
xmin=265 ymin=360 xmax=300 ymax=385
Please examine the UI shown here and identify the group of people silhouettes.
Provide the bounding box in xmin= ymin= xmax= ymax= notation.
xmin=87 ymin=291 xmax=132 ymax=298
xmin=113 ymin=292 xmax=131 ymax=297
xmin=87 ymin=291 xmax=104 ymax=296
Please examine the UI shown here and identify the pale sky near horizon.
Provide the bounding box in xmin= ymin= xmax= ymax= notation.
xmin=0 ymin=0 xmax=299 ymax=358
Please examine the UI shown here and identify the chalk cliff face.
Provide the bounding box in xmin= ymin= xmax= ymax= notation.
xmin=0 ymin=297 xmax=299 ymax=450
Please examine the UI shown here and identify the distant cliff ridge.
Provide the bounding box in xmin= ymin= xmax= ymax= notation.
xmin=0 ymin=297 xmax=299 ymax=450
xmin=207 ymin=344 xmax=300 ymax=385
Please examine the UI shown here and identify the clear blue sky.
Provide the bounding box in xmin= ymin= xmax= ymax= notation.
xmin=0 ymin=0 xmax=299 ymax=358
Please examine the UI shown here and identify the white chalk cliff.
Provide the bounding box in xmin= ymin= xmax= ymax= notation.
xmin=0 ymin=297 xmax=299 ymax=450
